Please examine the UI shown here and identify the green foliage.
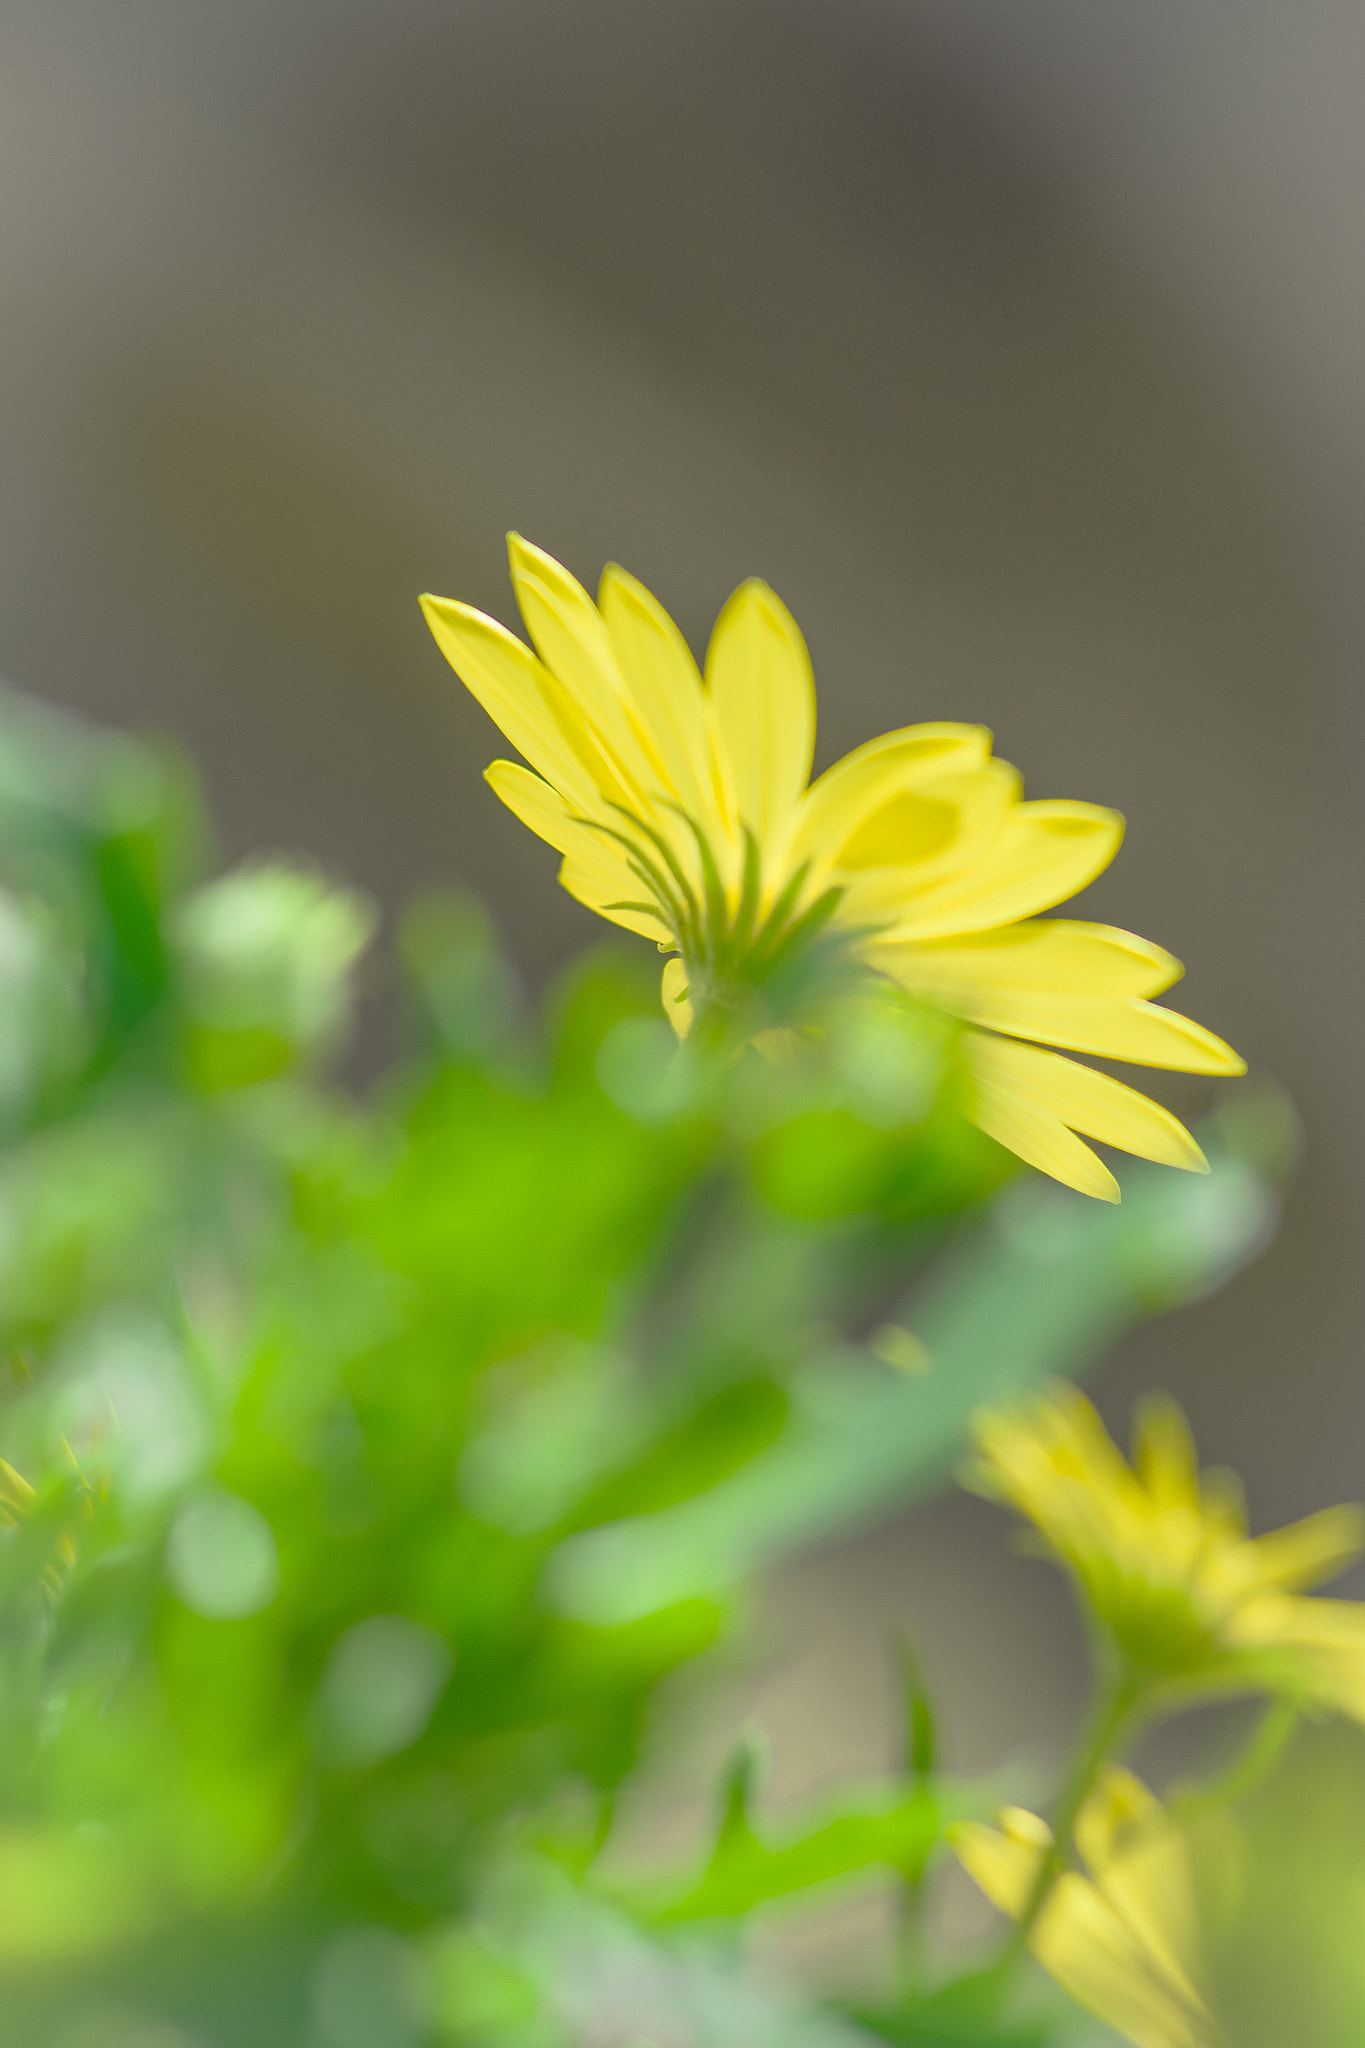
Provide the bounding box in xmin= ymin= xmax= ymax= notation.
xmin=0 ymin=687 xmax=1278 ymax=2046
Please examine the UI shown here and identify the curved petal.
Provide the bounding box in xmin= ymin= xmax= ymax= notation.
xmin=598 ymin=562 xmax=718 ymax=829
xmin=964 ymin=1033 xmax=1208 ymax=1175
xmin=559 ymin=858 xmax=673 ymax=942
xmin=874 ymin=921 xmax=1183 ymax=1003
xmin=877 ymin=800 xmax=1124 ymax=940
xmin=485 ymin=761 xmax=671 ymax=942
xmin=963 ymin=1032 xmax=1121 ymax=1200
xmin=789 ymin=723 xmax=992 ymax=870
xmin=705 ymin=578 xmax=815 ymax=851
xmin=1243 ymin=1507 xmax=1365 ymax=1595
xmin=1133 ymin=1400 xmax=1203 ymax=1518
xmin=421 ymin=594 xmax=599 ymax=812
xmin=1037 ymin=1870 xmax=1214 ymax=2048
xmin=506 ymin=536 xmax=653 ymax=782
xmin=660 ymin=956 xmax=693 ymax=1037
xmin=879 ymin=934 xmax=1244 ymax=1074
xmin=485 ymin=759 xmax=611 ymax=863
xmin=830 ymin=759 xmax=1021 ymax=895
xmin=1014 ymin=999 xmax=1243 ymax=1074
xmin=953 ymin=1817 xmax=1046 ymax=1920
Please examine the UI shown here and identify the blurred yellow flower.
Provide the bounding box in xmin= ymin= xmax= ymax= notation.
xmin=423 ymin=539 xmax=1242 ymax=1199
xmin=969 ymin=1383 xmax=1365 ymax=1713
xmin=0 ymin=1454 xmax=83 ymax=1596
xmin=955 ymin=1766 xmax=1218 ymax=2048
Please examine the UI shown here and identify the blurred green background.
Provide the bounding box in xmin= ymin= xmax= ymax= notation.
xmin=0 ymin=2 xmax=1361 ymax=2034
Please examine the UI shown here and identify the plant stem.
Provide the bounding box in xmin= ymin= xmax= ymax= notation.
xmin=998 ymin=1665 xmax=1144 ymax=1968
xmin=1172 ymin=1696 xmax=1298 ymax=1821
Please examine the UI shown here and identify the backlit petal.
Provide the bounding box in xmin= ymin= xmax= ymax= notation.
xmin=789 ymin=723 xmax=992 ymax=871
xmin=705 ymin=578 xmax=815 ymax=850
xmin=1007 ymin=999 xmax=1243 ymax=1074
xmin=598 ymin=562 xmax=717 ymax=828
xmin=507 ymin=535 xmax=670 ymax=813
xmin=963 ymin=1033 xmax=1207 ymax=1175
xmin=485 ymin=759 xmax=612 ymax=865
xmin=878 ymin=932 xmax=1243 ymax=1073
xmin=875 ymin=922 xmax=1183 ymax=1001
xmin=964 ymin=1034 xmax=1121 ymax=1200
xmin=879 ymin=800 xmax=1124 ymax=940
xmin=829 ymin=762 xmax=1021 ymax=904
xmin=559 ymin=858 xmax=673 ymax=942
xmin=485 ymin=761 xmax=670 ymax=941
xmin=422 ymin=594 xmax=600 ymax=812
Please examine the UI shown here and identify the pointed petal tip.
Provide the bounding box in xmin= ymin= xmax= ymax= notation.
xmin=506 ymin=530 xmax=552 ymax=582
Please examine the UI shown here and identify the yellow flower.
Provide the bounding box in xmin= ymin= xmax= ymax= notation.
xmin=968 ymin=1383 xmax=1365 ymax=1713
xmin=955 ymin=1766 xmax=1220 ymax=2048
xmin=422 ymin=538 xmax=1243 ymax=1199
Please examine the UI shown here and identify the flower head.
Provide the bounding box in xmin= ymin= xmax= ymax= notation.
xmin=955 ymin=1766 xmax=1219 ymax=2048
xmin=422 ymin=539 xmax=1243 ymax=1199
xmin=968 ymin=1383 xmax=1365 ymax=1713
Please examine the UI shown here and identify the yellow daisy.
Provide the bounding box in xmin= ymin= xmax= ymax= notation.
xmin=955 ymin=1766 xmax=1220 ymax=2048
xmin=421 ymin=538 xmax=1243 ymax=1199
xmin=967 ymin=1383 xmax=1365 ymax=1713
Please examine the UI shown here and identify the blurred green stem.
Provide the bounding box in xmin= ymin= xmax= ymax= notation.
xmin=895 ymin=1638 xmax=937 ymax=1990
xmin=999 ymin=1663 xmax=1146 ymax=1968
xmin=1172 ymin=1696 xmax=1298 ymax=1821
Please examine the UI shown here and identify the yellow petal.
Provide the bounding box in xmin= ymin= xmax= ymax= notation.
xmin=1251 ymin=1597 xmax=1365 ymax=1720
xmin=506 ymin=535 xmax=664 ymax=809
xmin=1010 ymin=999 xmax=1243 ymax=1075
xmin=878 ymin=929 xmax=1242 ymax=1073
xmin=963 ymin=1032 xmax=1206 ymax=1176
xmin=964 ymin=1034 xmax=1121 ymax=1200
xmin=1035 ymin=1870 xmax=1215 ymax=2048
xmin=559 ymin=858 xmax=673 ymax=942
xmin=1066 ymin=1777 xmax=1214 ymax=2041
xmin=829 ymin=762 xmax=1021 ymax=903
xmin=789 ymin=724 xmax=992 ymax=870
xmin=485 ymin=761 xmax=671 ymax=942
xmin=1243 ymin=1505 xmax=1365 ymax=1595
xmin=878 ymin=921 xmax=1182 ymax=1001
xmin=878 ymin=800 xmax=1124 ymax=940
xmin=952 ymin=1817 xmax=1046 ymax=1919
xmin=1133 ymin=1399 xmax=1203 ymax=1517
xmin=705 ymin=578 xmax=815 ymax=850
xmin=421 ymin=594 xmax=600 ymax=812
xmin=484 ymin=759 xmax=614 ymax=866
xmin=956 ymin=1779 xmax=1211 ymax=2048
xmin=660 ymin=957 xmax=693 ymax=1038
xmin=597 ymin=562 xmax=717 ymax=828
xmin=1074 ymin=1767 xmax=1165 ymax=1876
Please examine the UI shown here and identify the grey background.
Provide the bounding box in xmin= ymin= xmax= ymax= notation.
xmin=0 ymin=0 xmax=1360 ymax=1980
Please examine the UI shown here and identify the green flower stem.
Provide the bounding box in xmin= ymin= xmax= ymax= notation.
xmin=1000 ymin=1663 xmax=1147 ymax=1967
xmin=1171 ymin=1695 xmax=1298 ymax=1822
xmin=894 ymin=1640 xmax=937 ymax=1993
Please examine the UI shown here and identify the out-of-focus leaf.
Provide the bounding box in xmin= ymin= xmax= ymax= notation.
xmin=547 ymin=1130 xmax=1278 ymax=1624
